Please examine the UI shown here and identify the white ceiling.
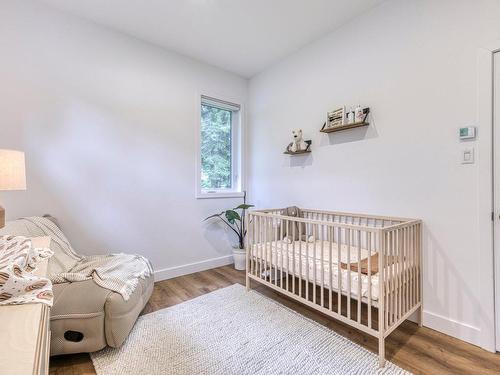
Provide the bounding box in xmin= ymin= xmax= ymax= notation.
xmin=39 ymin=0 xmax=384 ymax=78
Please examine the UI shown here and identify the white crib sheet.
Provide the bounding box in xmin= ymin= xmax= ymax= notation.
xmin=251 ymin=240 xmax=380 ymax=302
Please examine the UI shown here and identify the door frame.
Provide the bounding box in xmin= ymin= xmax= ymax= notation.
xmin=478 ymin=42 xmax=500 ymax=352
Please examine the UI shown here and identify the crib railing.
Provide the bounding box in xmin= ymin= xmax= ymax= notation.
xmin=245 ymin=208 xmax=422 ymax=367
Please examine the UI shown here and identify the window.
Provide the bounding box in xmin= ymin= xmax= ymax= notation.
xmin=196 ymin=95 xmax=243 ymax=198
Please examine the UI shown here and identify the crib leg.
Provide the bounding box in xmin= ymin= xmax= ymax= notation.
xmin=418 ymin=304 xmax=423 ymax=327
xmin=378 ymin=336 xmax=386 ymax=368
xmin=245 ymin=245 xmax=250 ymax=291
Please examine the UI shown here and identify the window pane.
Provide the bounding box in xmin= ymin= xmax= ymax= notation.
xmin=200 ymin=104 xmax=232 ymax=190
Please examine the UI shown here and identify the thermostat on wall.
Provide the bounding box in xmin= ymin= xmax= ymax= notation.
xmin=459 ymin=126 xmax=476 ymax=140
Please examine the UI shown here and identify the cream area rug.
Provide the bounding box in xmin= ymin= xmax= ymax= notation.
xmin=90 ymin=284 xmax=409 ymax=375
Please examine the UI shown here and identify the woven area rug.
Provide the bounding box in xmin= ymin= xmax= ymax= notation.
xmin=90 ymin=284 xmax=409 ymax=375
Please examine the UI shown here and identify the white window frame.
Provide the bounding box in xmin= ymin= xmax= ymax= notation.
xmin=196 ymin=93 xmax=245 ymax=199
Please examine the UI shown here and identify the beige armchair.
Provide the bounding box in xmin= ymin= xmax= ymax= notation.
xmin=0 ymin=217 xmax=154 ymax=355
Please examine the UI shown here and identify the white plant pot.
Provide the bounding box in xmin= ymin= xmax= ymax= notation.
xmin=232 ymin=247 xmax=246 ymax=271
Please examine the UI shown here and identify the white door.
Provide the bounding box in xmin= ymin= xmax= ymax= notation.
xmin=494 ymin=51 xmax=500 ymax=351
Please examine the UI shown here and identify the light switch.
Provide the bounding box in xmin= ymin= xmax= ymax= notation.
xmin=461 ymin=148 xmax=474 ymax=164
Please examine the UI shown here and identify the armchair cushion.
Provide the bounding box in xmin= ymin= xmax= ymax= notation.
xmin=50 ymin=275 xmax=153 ymax=355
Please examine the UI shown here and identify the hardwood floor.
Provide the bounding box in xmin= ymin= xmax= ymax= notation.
xmin=49 ymin=265 xmax=500 ymax=375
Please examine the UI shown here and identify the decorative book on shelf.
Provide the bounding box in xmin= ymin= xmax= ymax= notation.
xmin=321 ymin=107 xmax=370 ymax=133
xmin=284 ymin=140 xmax=312 ymax=155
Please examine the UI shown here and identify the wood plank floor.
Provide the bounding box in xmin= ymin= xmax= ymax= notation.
xmin=49 ymin=265 xmax=500 ymax=375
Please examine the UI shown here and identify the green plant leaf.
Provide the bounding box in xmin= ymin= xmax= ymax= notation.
xmin=234 ymin=204 xmax=254 ymax=210
xmin=203 ymin=213 xmax=222 ymax=221
xmin=225 ymin=210 xmax=241 ymax=224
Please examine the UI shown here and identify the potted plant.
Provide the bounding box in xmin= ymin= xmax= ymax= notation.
xmin=204 ymin=193 xmax=253 ymax=270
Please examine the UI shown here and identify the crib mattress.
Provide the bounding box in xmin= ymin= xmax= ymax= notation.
xmin=251 ymin=240 xmax=381 ymax=302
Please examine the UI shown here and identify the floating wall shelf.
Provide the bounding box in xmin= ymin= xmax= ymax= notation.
xmin=320 ymin=121 xmax=369 ymax=133
xmin=284 ymin=140 xmax=312 ymax=155
xmin=283 ymin=149 xmax=312 ymax=155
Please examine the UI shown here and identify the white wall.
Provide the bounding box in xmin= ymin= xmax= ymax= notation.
xmin=248 ymin=0 xmax=500 ymax=347
xmin=0 ymin=0 xmax=247 ymax=278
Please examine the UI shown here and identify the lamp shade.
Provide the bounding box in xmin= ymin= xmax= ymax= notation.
xmin=0 ymin=149 xmax=26 ymax=191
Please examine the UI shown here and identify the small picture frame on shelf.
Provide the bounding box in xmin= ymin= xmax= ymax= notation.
xmin=326 ymin=107 xmax=345 ymax=129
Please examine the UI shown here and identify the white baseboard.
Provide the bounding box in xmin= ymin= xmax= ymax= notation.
xmin=154 ymin=255 xmax=234 ymax=281
xmin=423 ymin=310 xmax=481 ymax=347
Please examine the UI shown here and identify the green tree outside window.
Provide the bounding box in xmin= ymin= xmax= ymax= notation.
xmin=201 ymin=104 xmax=232 ymax=189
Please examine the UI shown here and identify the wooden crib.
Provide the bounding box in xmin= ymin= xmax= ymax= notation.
xmin=245 ymin=208 xmax=422 ymax=367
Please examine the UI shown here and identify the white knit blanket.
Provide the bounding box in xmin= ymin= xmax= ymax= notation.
xmin=13 ymin=217 xmax=153 ymax=301
xmin=51 ymin=254 xmax=153 ymax=301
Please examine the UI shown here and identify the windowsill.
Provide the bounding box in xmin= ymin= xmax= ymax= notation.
xmin=196 ymin=191 xmax=245 ymax=199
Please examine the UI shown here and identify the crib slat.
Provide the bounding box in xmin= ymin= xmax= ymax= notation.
xmin=321 ymin=224 xmax=325 ymax=308
xmin=397 ymin=228 xmax=402 ymax=322
xmin=389 ymin=230 xmax=393 ymax=326
xmin=400 ymin=227 xmax=405 ymax=318
xmin=337 ymin=226 xmax=342 ymax=316
xmin=268 ymin=217 xmax=272 ymax=283
xmin=284 ymin=219 xmax=288 ymax=292
xmin=253 ymin=215 xmax=256 ymax=278
xmin=409 ymin=225 xmax=413 ymax=308
xmin=385 ymin=231 xmax=389 ymax=331
xmin=395 ymin=228 xmax=399 ymax=323
xmin=367 ymin=231 xmax=372 ymax=329
xmin=357 ymin=230 xmax=361 ymax=324
xmin=402 ymin=227 xmax=406 ymax=315
xmin=259 ymin=215 xmax=262 ymax=279
xmin=393 ymin=229 xmax=398 ymax=324
xmin=410 ymin=225 xmax=414 ymax=310
xmin=269 ymin=217 xmax=273 ymax=284
xmin=255 ymin=214 xmax=258 ymax=278
xmin=280 ymin=218 xmax=284 ymax=289
xmin=257 ymin=216 xmax=261 ymax=278
xmin=347 ymin=227 xmax=351 ymax=320
xmin=408 ymin=226 xmax=412 ymax=312
xmin=417 ymin=223 xmax=420 ymax=305
xmin=296 ymin=220 xmax=301 ymax=297
xmin=412 ymin=224 xmax=415 ymax=308
xmin=274 ymin=217 xmax=278 ymax=286
xmin=391 ymin=230 xmax=395 ymax=326
xmin=269 ymin=217 xmax=273 ymax=283
xmin=270 ymin=217 xmax=273 ymax=283
xmin=249 ymin=214 xmax=253 ymax=277
xmin=402 ymin=227 xmax=406 ymax=316
xmin=329 ymin=226 xmax=333 ymax=311
xmin=313 ymin=223 xmax=317 ymax=304
xmin=303 ymin=222 xmax=309 ymax=301
xmin=264 ymin=217 xmax=268 ymax=281
xmin=266 ymin=217 xmax=270 ymax=281
xmin=406 ymin=226 xmax=410 ymax=313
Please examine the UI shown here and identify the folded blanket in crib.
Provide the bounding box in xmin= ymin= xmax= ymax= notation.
xmin=8 ymin=217 xmax=153 ymax=301
xmin=0 ymin=235 xmax=54 ymax=306
xmin=341 ymin=253 xmax=398 ymax=275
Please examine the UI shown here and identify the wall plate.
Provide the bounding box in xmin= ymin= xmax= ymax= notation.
xmin=459 ymin=127 xmax=476 ymax=140
xmin=461 ymin=147 xmax=474 ymax=164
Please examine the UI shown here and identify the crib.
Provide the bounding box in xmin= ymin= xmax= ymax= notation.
xmin=245 ymin=208 xmax=422 ymax=367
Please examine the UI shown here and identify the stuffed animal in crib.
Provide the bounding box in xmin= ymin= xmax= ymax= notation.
xmin=287 ymin=129 xmax=309 ymax=153
xmin=279 ymin=206 xmax=315 ymax=243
